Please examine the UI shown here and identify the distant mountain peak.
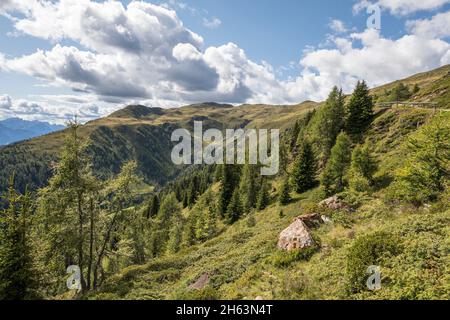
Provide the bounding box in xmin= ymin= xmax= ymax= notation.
xmin=109 ymin=105 xmax=165 ymax=119
xmin=0 ymin=118 xmax=65 ymax=146
xmin=186 ymin=102 xmax=234 ymax=109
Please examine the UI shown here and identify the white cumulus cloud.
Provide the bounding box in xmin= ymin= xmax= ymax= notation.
xmin=406 ymin=10 xmax=450 ymax=38
xmin=0 ymin=0 xmax=449 ymax=123
xmin=203 ymin=17 xmax=222 ymax=29
xmin=354 ymin=0 xmax=450 ymax=15
xmin=329 ymin=19 xmax=348 ymax=33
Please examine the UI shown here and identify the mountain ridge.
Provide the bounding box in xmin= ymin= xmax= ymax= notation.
xmin=0 ymin=65 xmax=448 ymax=197
xmin=0 ymin=117 xmax=65 ymax=146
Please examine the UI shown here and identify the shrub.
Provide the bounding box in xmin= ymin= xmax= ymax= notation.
xmin=277 ymin=272 xmax=308 ymax=299
xmin=340 ymin=189 xmax=372 ymax=209
xmin=272 ymin=245 xmax=320 ymax=268
xmin=349 ymin=171 xmax=372 ymax=193
xmin=246 ymin=215 xmax=256 ymax=228
xmin=346 ymin=232 xmax=401 ymax=294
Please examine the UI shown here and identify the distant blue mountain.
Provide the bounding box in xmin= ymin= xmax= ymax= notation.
xmin=0 ymin=118 xmax=65 ymax=146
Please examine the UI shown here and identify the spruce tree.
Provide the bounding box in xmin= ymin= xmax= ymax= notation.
xmin=321 ymin=132 xmax=352 ymax=195
xmin=292 ymin=140 xmax=317 ymax=193
xmin=0 ymin=177 xmax=36 ymax=300
xmin=316 ymin=86 xmax=346 ymax=162
xmin=219 ymin=164 xmax=236 ymax=217
xmin=346 ymin=81 xmax=373 ymax=134
xmin=256 ymin=179 xmax=270 ymax=211
xmin=278 ymin=176 xmax=291 ymax=205
xmin=145 ymin=194 xmax=159 ymax=218
xmin=240 ymin=163 xmax=257 ymax=213
xmin=290 ymin=121 xmax=301 ymax=152
xmin=226 ymin=188 xmax=243 ymax=224
xmin=187 ymin=179 xmax=197 ymax=208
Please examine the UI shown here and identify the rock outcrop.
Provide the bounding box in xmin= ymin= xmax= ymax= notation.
xmin=277 ymin=218 xmax=315 ymax=251
xmin=319 ymin=195 xmax=349 ymax=211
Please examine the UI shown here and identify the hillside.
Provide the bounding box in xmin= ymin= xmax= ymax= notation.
xmin=1 ymin=65 xmax=448 ymax=199
xmin=0 ymin=65 xmax=448 ymax=301
xmin=0 ymin=101 xmax=318 ymax=197
xmin=87 ymin=106 xmax=449 ymax=300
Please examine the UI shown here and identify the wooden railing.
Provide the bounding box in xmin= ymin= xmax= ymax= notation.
xmin=375 ymin=101 xmax=438 ymax=108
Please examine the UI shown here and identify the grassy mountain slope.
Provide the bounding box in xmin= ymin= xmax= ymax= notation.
xmin=79 ymin=66 xmax=449 ymax=301
xmin=89 ymin=106 xmax=449 ymax=301
xmin=0 ymin=101 xmax=317 ymax=196
xmin=371 ymin=64 xmax=450 ymax=106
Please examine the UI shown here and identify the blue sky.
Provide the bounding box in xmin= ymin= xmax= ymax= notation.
xmin=0 ymin=0 xmax=449 ymax=123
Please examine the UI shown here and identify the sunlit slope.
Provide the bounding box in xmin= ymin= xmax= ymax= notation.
xmin=89 ymin=108 xmax=449 ymax=301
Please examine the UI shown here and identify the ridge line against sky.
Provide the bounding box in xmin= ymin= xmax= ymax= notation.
xmin=0 ymin=0 xmax=449 ymax=124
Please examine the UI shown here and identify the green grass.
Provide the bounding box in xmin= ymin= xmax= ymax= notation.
xmin=87 ymin=107 xmax=450 ymax=301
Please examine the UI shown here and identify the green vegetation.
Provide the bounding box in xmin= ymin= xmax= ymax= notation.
xmin=321 ymin=132 xmax=352 ymax=196
xmin=0 ymin=66 xmax=449 ymax=300
xmin=346 ymin=232 xmax=400 ymax=294
xmin=292 ymin=141 xmax=317 ymax=193
xmin=0 ymin=177 xmax=37 ymax=300
xmin=346 ymin=80 xmax=374 ymax=134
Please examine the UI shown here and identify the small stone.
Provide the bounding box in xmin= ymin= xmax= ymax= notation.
xmin=189 ymin=273 xmax=210 ymax=290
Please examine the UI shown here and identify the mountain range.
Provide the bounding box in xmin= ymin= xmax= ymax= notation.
xmin=0 ymin=118 xmax=65 ymax=146
xmin=0 ymin=65 xmax=448 ymax=300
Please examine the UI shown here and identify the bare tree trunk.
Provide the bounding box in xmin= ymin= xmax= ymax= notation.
xmin=93 ymin=212 xmax=119 ymax=289
xmin=77 ymin=193 xmax=86 ymax=293
xmin=86 ymin=197 xmax=94 ymax=291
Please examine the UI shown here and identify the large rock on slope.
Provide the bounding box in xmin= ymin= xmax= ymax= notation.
xmin=277 ymin=218 xmax=315 ymax=251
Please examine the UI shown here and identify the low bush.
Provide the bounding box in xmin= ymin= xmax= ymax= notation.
xmin=272 ymin=245 xmax=319 ymax=268
xmin=346 ymin=231 xmax=401 ymax=294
